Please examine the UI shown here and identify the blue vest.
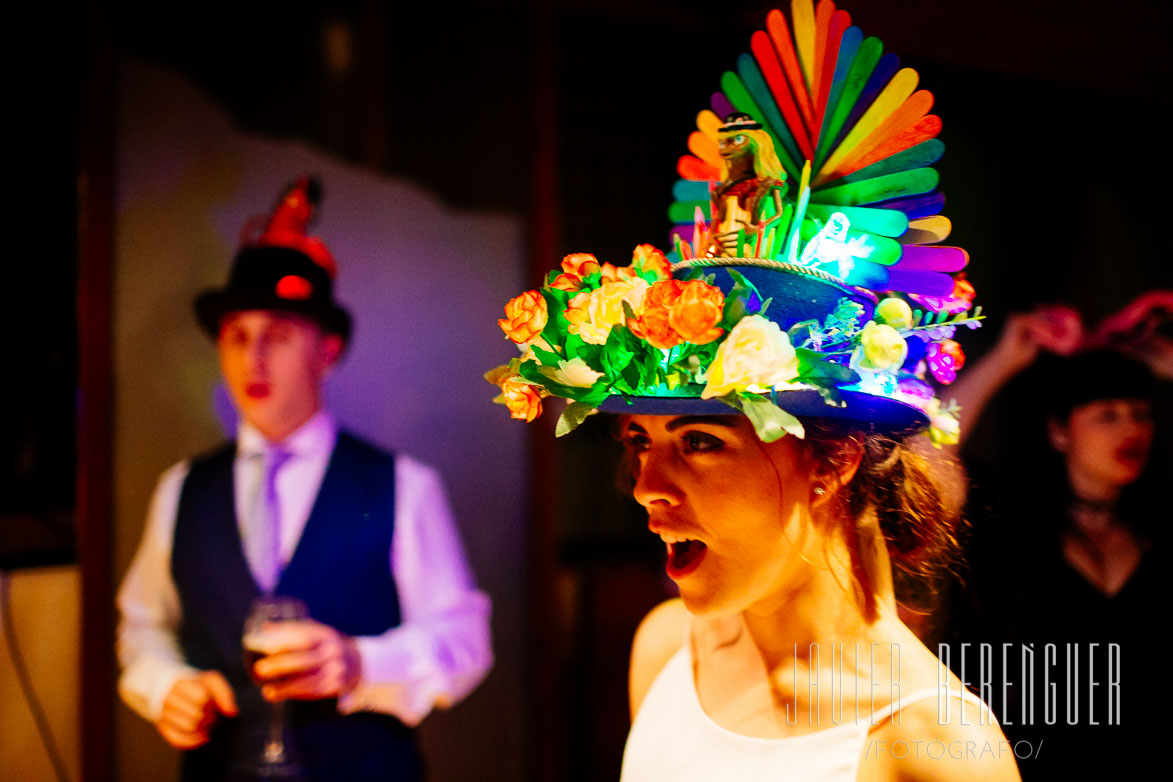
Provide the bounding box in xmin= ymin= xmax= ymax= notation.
xmin=172 ymin=432 xmax=422 ymax=782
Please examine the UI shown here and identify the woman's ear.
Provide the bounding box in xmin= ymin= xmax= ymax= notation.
xmin=1047 ymin=417 xmax=1070 ymax=453
xmin=811 ymin=437 xmax=864 ymax=507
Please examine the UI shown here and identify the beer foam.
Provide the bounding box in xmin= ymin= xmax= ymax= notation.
xmin=242 ymin=628 xmax=296 ymax=655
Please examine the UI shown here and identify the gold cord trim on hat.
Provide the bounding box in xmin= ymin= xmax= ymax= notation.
xmin=671 ymin=257 xmax=877 ymax=302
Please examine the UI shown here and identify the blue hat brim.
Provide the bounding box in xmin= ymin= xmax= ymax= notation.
xmin=597 ymin=388 xmax=928 ymax=433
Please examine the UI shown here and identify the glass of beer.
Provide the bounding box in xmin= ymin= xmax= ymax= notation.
xmin=243 ymin=595 xmax=308 ymax=779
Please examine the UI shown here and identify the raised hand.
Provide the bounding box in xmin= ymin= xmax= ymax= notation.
xmin=1094 ymin=290 xmax=1173 ymax=344
xmin=1094 ymin=291 xmax=1173 ymax=379
xmin=993 ymin=306 xmax=1083 ymax=373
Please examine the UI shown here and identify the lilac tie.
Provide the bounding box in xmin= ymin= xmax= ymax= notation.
xmin=246 ymin=447 xmax=292 ymax=592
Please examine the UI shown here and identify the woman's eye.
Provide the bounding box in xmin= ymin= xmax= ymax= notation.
xmin=623 ymin=434 xmax=651 ymax=453
xmin=683 ymin=431 xmax=724 ymax=453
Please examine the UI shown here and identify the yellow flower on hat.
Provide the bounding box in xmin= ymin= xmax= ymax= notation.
xmin=926 ymin=398 xmax=960 ymax=447
xmin=701 ymin=315 xmax=801 ymax=399
xmin=564 ymin=278 xmax=650 ymax=345
xmin=856 ymin=321 xmax=908 ymax=371
xmin=542 ymin=357 xmax=604 ymax=388
xmin=875 ymin=297 xmax=913 ymax=330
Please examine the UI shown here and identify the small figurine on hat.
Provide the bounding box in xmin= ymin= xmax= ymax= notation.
xmin=707 ymin=112 xmax=788 ymax=256
xmin=797 ymin=211 xmax=871 ymax=280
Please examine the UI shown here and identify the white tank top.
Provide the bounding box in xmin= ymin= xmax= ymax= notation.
xmin=620 ymin=643 xmax=990 ymax=782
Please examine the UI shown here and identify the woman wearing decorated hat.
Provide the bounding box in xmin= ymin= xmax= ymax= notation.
xmin=490 ymin=3 xmax=1019 ymax=779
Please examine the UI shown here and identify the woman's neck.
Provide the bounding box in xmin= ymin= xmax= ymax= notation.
xmin=1069 ymin=496 xmax=1118 ymax=537
xmin=739 ymin=552 xmax=893 ymax=671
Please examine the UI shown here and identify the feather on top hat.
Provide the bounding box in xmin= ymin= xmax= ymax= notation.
xmin=487 ymin=1 xmax=982 ymax=443
xmin=194 ymin=177 xmax=352 ymax=342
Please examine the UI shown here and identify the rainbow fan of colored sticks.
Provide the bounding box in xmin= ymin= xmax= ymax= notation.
xmin=669 ymin=0 xmax=965 ymax=299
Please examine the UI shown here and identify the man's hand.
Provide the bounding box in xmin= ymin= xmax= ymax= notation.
xmin=155 ymin=671 xmax=238 ymax=749
xmin=251 ymin=619 xmax=362 ymax=701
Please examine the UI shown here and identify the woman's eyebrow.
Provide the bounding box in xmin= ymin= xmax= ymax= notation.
xmin=666 ymin=415 xmax=739 ymax=432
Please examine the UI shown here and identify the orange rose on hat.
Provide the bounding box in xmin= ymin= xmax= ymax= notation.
xmin=499 ymin=290 xmax=548 ymax=344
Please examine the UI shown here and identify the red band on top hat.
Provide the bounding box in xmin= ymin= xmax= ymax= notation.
xmin=276 ymin=275 xmax=314 ymax=300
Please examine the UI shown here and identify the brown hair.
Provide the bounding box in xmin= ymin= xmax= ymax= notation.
xmin=801 ymin=421 xmax=966 ymax=614
xmin=612 ymin=415 xmax=966 ymax=618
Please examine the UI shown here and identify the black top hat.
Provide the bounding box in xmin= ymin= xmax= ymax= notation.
xmin=719 ymin=112 xmax=762 ymax=132
xmin=194 ymin=177 xmax=352 ymax=342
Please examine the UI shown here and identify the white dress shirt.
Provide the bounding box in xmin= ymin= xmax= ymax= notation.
xmin=117 ymin=411 xmax=493 ymax=727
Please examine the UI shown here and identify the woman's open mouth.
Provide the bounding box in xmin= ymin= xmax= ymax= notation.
xmin=1115 ymin=441 xmax=1146 ymax=468
xmin=664 ymin=537 xmax=708 ymax=579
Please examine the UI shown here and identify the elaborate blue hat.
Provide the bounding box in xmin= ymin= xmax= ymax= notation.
xmin=487 ymin=2 xmax=983 ymax=443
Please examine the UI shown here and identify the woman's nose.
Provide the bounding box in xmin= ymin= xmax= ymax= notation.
xmin=632 ymin=450 xmax=683 ymax=508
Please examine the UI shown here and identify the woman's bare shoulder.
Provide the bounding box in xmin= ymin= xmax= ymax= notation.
xmin=866 ymin=677 xmax=1021 ymax=782
xmin=628 ymin=598 xmax=690 ymax=719
xmin=864 ymin=635 xmax=1021 ymax=782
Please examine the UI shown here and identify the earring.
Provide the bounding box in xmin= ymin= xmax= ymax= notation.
xmin=813 ymin=485 xmax=826 ymax=496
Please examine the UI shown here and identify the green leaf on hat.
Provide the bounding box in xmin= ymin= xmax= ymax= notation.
xmin=601 ymin=327 xmax=636 ymax=377
xmin=795 ymin=349 xmax=860 ymax=386
xmin=720 ymin=268 xmax=768 ymax=329
xmin=556 ymin=401 xmax=597 ymax=437
xmin=788 ymin=319 xmax=819 ymax=346
xmin=579 ymin=382 xmax=612 ymax=407
xmin=740 ymin=393 xmax=805 ymax=442
xmin=810 ymin=384 xmax=846 ymax=407
xmin=530 ymin=345 xmax=562 ymax=367
xmin=638 ymin=346 xmax=663 ymax=390
xmin=722 ymin=295 xmax=749 ymax=328
xmin=539 ymin=288 xmax=573 ymax=349
xmin=519 ymin=360 xmax=587 ymax=401
xmin=621 ymin=361 xmax=643 ymax=390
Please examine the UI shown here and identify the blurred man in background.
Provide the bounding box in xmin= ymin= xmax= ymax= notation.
xmin=116 ymin=178 xmax=492 ymax=781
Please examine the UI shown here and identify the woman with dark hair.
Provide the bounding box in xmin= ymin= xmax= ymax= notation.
xmin=944 ymin=300 xmax=1169 ymax=780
